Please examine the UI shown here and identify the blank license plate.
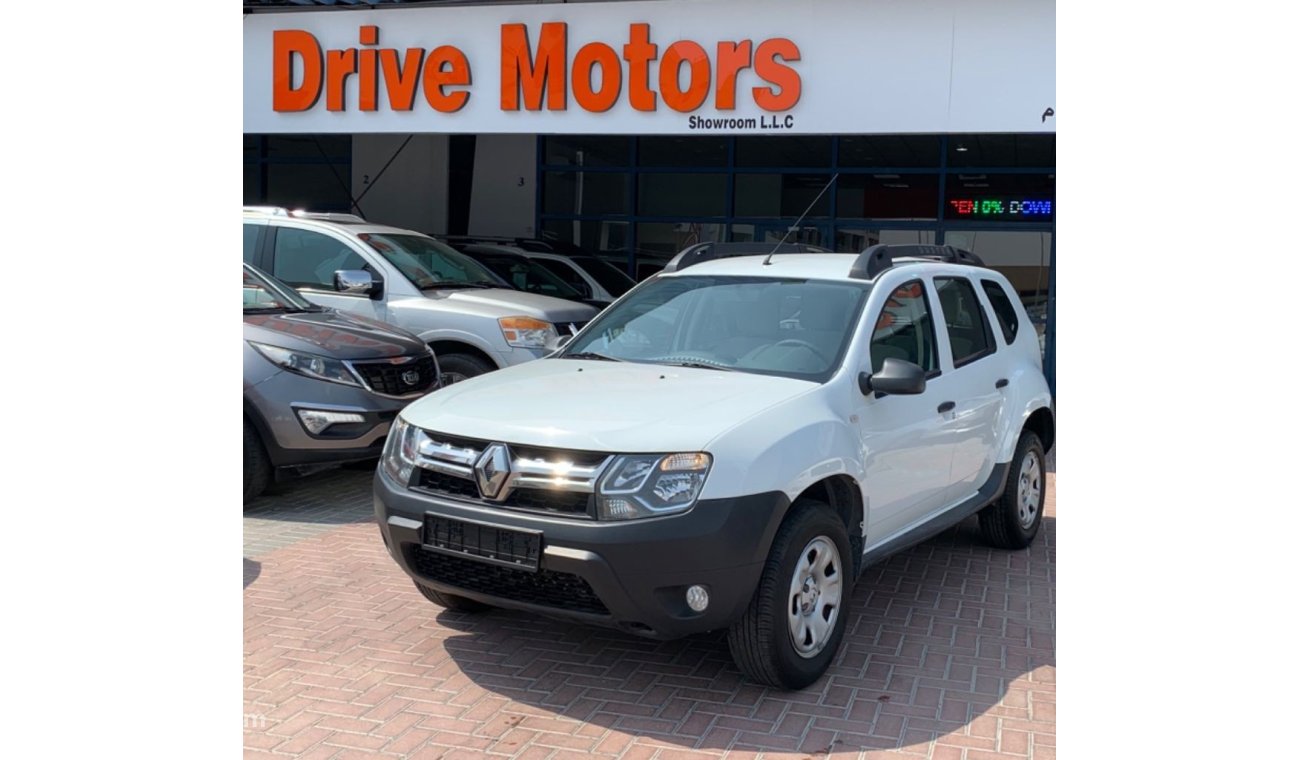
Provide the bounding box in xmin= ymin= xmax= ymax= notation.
xmin=422 ymin=514 xmax=542 ymax=572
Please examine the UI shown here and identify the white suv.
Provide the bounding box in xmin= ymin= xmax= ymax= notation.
xmin=243 ymin=208 xmax=599 ymax=383
xmin=374 ymin=243 xmax=1055 ymax=689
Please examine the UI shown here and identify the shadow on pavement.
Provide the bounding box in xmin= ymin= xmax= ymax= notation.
xmin=434 ymin=514 xmax=1056 ymax=754
xmin=242 ymin=467 xmax=377 ymax=525
xmin=243 ymin=557 xmax=261 ymax=589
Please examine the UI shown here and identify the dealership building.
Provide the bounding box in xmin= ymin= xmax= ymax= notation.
xmin=243 ymin=0 xmax=1056 ymax=387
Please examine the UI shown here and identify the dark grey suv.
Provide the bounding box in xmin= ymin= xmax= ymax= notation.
xmin=243 ymin=264 xmax=440 ymax=501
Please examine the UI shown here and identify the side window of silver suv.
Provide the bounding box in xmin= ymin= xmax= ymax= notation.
xmin=272 ymin=227 xmax=367 ymax=291
xmin=243 ymin=224 xmax=261 ymax=264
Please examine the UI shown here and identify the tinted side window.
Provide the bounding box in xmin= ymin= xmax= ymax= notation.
xmin=272 ymin=227 xmax=366 ymax=290
xmin=870 ymin=280 xmax=939 ymax=374
xmin=980 ymin=279 xmax=1020 ymax=344
xmin=535 ymin=258 xmax=588 ymax=291
xmin=935 ymin=277 xmax=996 ymax=366
xmin=243 ymin=224 xmax=261 ymax=264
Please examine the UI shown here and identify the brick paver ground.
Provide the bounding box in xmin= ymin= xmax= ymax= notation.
xmin=245 ymin=466 xmax=1055 ymax=759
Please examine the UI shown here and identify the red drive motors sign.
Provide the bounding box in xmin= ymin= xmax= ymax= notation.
xmin=273 ymin=23 xmax=801 ymax=117
xmin=243 ymin=0 xmax=1057 ymax=135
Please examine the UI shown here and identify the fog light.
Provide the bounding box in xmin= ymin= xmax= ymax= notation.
xmin=296 ymin=409 xmax=365 ymax=435
xmin=598 ymin=497 xmax=639 ymax=520
xmin=685 ymin=585 xmax=709 ymax=612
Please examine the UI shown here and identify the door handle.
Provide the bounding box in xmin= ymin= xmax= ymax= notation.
xmin=937 ymin=401 xmax=955 ymax=414
xmin=995 ymin=378 xmax=1009 ymax=389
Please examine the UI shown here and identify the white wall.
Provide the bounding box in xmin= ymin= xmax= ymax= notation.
xmin=467 ymin=135 xmax=537 ymax=237
xmin=350 ymin=134 xmax=450 ymax=233
xmin=245 ymin=0 xmax=1054 ymax=135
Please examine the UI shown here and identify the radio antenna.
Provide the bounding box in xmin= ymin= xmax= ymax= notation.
xmin=763 ymin=172 xmax=839 ymax=265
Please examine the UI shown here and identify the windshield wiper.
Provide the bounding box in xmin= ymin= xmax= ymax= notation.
xmin=564 ymin=352 xmax=624 ymax=362
xmin=421 ymin=281 xmax=497 ymax=290
xmin=661 ymin=361 xmax=735 ymax=372
xmin=245 ymin=304 xmax=324 ymax=314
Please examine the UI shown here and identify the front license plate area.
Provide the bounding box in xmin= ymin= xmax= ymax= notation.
xmin=422 ymin=514 xmax=542 ymax=572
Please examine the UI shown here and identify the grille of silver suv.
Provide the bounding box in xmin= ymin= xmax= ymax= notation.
xmin=410 ymin=430 xmax=611 ymax=519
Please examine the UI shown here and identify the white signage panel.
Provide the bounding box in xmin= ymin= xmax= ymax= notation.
xmin=243 ymin=0 xmax=1055 ymax=134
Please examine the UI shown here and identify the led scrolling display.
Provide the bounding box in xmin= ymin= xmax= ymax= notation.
xmin=947 ymin=199 xmax=1053 ymax=218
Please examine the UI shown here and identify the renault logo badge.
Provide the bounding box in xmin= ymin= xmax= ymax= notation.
xmin=475 ymin=443 xmax=511 ymax=499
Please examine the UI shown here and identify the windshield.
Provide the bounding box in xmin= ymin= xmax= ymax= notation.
xmin=243 ymin=265 xmax=318 ymax=311
xmin=473 ymin=253 xmax=583 ymax=299
xmin=358 ymin=233 xmax=503 ymax=289
xmin=562 ymin=276 xmax=868 ymax=381
xmin=571 ymin=256 xmax=636 ymax=296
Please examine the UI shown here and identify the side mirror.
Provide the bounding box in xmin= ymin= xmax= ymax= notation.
xmin=334 ymin=269 xmax=380 ymax=298
xmin=859 ymin=357 xmax=927 ymax=396
xmin=555 ymin=334 xmax=573 ymax=348
xmin=573 ymin=281 xmax=593 ymax=298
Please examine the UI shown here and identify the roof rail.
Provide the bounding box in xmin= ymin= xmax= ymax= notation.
xmin=661 ymin=241 xmax=829 ymax=273
xmin=442 ymin=234 xmax=516 ymax=243
xmin=242 ymin=206 xmax=366 ymax=223
xmin=243 ymin=205 xmax=289 ymax=216
xmin=441 ymin=234 xmax=563 ymax=253
xmin=849 ymin=244 xmax=986 ymax=280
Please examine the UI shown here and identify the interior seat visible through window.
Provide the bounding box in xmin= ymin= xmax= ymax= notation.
xmin=869 ymin=280 xmax=939 ymax=374
xmin=798 ymin=287 xmax=857 ymax=359
xmin=710 ymin=294 xmax=777 ymax=360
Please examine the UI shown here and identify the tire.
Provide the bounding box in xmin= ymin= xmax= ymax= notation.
xmin=727 ymin=500 xmax=853 ymax=690
xmin=415 ymin=581 xmax=491 ymax=613
xmin=978 ymin=431 xmax=1046 ymax=550
xmin=437 ymin=353 xmax=495 ymax=386
xmin=244 ymin=419 xmax=272 ymax=504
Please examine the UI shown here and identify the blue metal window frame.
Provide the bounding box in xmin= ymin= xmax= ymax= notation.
xmin=535 ymin=133 xmax=1055 ymax=394
xmin=536 ymin=135 xmax=1053 ymax=262
xmin=243 ymin=135 xmax=354 ymax=211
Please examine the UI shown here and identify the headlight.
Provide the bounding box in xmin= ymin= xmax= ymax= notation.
xmin=498 ymin=317 xmax=558 ymax=349
xmin=381 ymin=416 xmax=421 ymax=485
xmin=249 ymin=342 xmax=362 ymax=388
xmin=596 ymin=452 xmax=712 ymax=520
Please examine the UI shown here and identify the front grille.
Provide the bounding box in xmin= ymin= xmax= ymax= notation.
xmin=406 ymin=545 xmax=609 ymax=615
xmin=417 ymin=469 xmax=480 ymax=500
xmin=511 ymin=444 xmax=608 ymax=468
xmin=508 ymin=488 xmax=592 ymax=514
xmin=415 ymin=468 xmax=595 ymax=517
xmin=412 ymin=431 xmax=610 ymax=519
xmin=352 ymin=355 xmax=439 ymax=396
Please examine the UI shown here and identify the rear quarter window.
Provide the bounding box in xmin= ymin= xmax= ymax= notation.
xmin=980 ymin=279 xmax=1020 ymax=344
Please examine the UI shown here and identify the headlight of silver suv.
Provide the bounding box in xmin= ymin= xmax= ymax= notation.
xmin=498 ymin=317 xmax=558 ymax=349
xmin=381 ymin=416 xmax=421 ymax=485
xmin=596 ymin=453 xmax=712 ymax=520
xmin=249 ymin=341 xmax=362 ymax=388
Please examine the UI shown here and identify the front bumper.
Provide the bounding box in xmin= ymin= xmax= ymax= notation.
xmin=245 ymin=370 xmax=416 ymax=469
xmin=493 ymin=345 xmax=547 ymax=368
xmin=373 ymin=470 xmax=789 ymax=639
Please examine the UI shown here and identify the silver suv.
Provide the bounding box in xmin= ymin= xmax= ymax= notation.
xmin=243 ymin=208 xmax=599 ymax=383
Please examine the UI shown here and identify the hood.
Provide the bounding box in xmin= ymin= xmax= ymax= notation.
xmin=243 ymin=309 xmax=428 ymax=360
xmin=419 ymin=287 xmax=599 ymax=322
xmin=401 ymin=359 xmax=818 ymax=452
